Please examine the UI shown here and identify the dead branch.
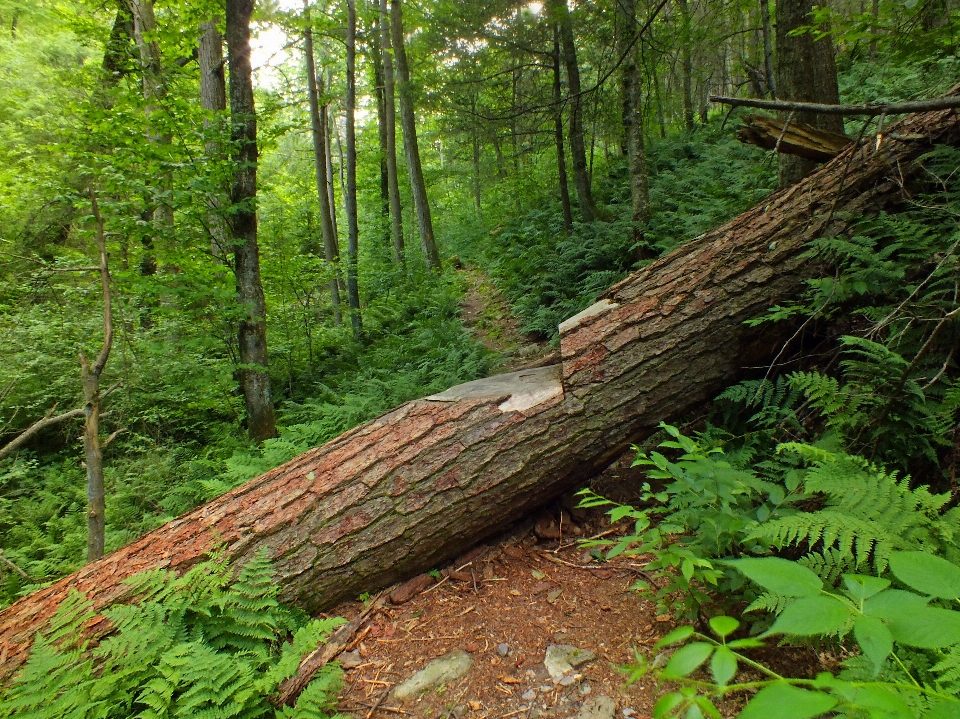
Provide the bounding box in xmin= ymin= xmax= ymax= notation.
xmin=710 ymin=94 xmax=960 ymax=116
xmin=0 ymin=406 xmax=85 ymax=462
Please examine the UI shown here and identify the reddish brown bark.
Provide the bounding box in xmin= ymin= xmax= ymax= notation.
xmin=1 ymin=98 xmax=959 ymax=683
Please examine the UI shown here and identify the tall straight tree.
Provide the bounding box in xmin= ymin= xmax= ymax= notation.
xmin=377 ymin=0 xmax=405 ymax=265
xmin=226 ymin=0 xmax=276 ymax=442
xmin=304 ymin=3 xmax=342 ymax=325
xmin=547 ymin=0 xmax=597 ymax=222
xmin=198 ymin=18 xmax=229 ymax=262
xmin=127 ymin=0 xmax=172 ymax=276
xmin=617 ymin=0 xmax=650 ymax=244
xmin=676 ymin=0 xmax=694 ymax=131
xmin=344 ymin=0 xmax=362 ymax=336
xmin=390 ymin=0 xmax=441 ymax=270
xmin=775 ymin=0 xmax=843 ymax=186
xmin=551 ymin=25 xmax=573 ymax=234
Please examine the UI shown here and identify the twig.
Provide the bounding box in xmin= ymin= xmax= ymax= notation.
xmin=709 ymin=94 xmax=960 ymax=116
xmin=0 ymin=551 xmax=30 ymax=580
xmin=365 ymin=687 xmax=392 ymax=719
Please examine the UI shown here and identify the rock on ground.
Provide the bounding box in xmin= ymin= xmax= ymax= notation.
xmin=391 ymin=649 xmax=474 ymax=702
xmin=577 ymin=696 xmax=617 ymax=719
xmin=544 ymin=644 xmax=597 ymax=682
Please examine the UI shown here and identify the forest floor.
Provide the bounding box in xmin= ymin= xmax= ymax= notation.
xmin=331 ymin=456 xmax=667 ymax=719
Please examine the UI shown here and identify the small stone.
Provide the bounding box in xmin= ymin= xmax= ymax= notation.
xmin=622 ymin=709 xmax=636 ymax=718
xmin=544 ymin=644 xmax=597 ymax=682
xmin=580 ymin=551 xmax=593 ymax=563
xmin=522 ymin=689 xmax=537 ymax=701
xmin=339 ymin=649 xmax=362 ymax=669
xmin=540 ymin=685 xmax=553 ymax=693
xmin=579 ymin=682 xmax=591 ymax=695
xmin=498 ymin=642 xmax=509 ymax=657
xmin=390 ymin=650 xmax=474 ymax=702
xmin=465 ymin=642 xmax=479 ymax=653
xmin=559 ymin=674 xmax=578 ymax=686
xmin=468 ymin=701 xmax=483 ymax=711
xmin=577 ymin=696 xmax=617 ymax=719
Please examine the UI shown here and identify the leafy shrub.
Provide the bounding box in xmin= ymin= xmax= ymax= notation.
xmin=0 ymin=549 xmax=344 ymax=719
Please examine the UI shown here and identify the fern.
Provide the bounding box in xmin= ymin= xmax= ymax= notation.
xmin=751 ymin=445 xmax=960 ymax=577
xmin=0 ymin=551 xmax=344 ymax=719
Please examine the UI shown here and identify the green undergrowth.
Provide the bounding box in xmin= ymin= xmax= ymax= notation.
xmin=0 ymin=549 xmax=345 ymax=719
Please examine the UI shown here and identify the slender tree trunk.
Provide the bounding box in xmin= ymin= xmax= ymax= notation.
xmin=81 ymin=191 xmax=114 ymax=564
xmin=548 ymin=0 xmax=597 ymax=222
xmin=304 ymin=7 xmax=342 ymax=325
xmin=371 ymin=30 xmax=393 ymax=258
xmin=377 ymin=0 xmax=406 ymax=266
xmin=677 ymin=0 xmax=695 ymax=131
xmin=471 ymin=116 xmax=482 ymax=221
xmin=226 ymin=0 xmax=276 ymax=442
xmin=344 ymin=0 xmax=362 ymax=337
xmin=390 ymin=0 xmax=441 ymax=270
xmin=760 ymin=0 xmax=776 ymax=98
xmin=775 ymin=0 xmax=843 ymax=186
xmin=198 ymin=19 xmax=230 ymax=263
xmin=323 ymin=85 xmax=342 ymax=265
xmin=552 ymin=26 xmax=574 ymax=234
xmin=617 ymin=0 xmax=651 ymax=244
xmin=128 ymin=0 xmax=172 ymax=272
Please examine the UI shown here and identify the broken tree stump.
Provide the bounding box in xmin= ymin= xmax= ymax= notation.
xmin=737 ymin=113 xmax=852 ymax=161
xmin=1 ymin=96 xmax=959 ymax=685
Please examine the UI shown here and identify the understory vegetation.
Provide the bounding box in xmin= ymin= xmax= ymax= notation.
xmin=4 ymin=0 xmax=960 ymax=716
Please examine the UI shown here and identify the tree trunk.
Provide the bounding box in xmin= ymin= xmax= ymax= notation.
xmin=304 ymin=10 xmax=343 ymax=326
xmin=376 ymin=3 xmax=405 ymax=266
xmin=198 ymin=18 xmax=230 ymax=263
xmin=226 ymin=0 xmax=276 ymax=443
xmin=128 ymin=0 xmax=173 ymax=269
xmin=344 ymin=0 xmax=362 ymax=338
xmin=617 ymin=0 xmax=651 ymax=245
xmin=81 ymin=191 xmax=114 ymax=564
xmin=677 ymin=0 xmax=695 ymax=131
xmin=759 ymin=0 xmax=776 ymax=98
xmin=552 ymin=26 xmax=574 ymax=234
xmin=775 ymin=0 xmax=843 ymax=186
xmin=4 ymin=98 xmax=960 ymax=681
xmin=548 ymin=0 xmax=597 ymax=222
xmin=390 ymin=0 xmax=441 ymax=271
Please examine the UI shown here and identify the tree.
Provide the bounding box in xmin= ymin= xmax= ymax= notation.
xmin=344 ymin=0 xmax=362 ymax=337
xmin=547 ymin=0 xmax=598 ymax=222
xmin=617 ymin=0 xmax=650 ymax=245
xmin=390 ymin=0 xmax=441 ymax=270
xmin=304 ymin=3 xmax=343 ymax=325
xmin=552 ymin=24 xmax=573 ymax=234
xmin=198 ymin=17 xmax=229 ymax=262
xmin=4 ymin=97 xmax=959 ymax=677
xmin=775 ymin=0 xmax=844 ymax=186
xmin=226 ymin=0 xmax=276 ymax=442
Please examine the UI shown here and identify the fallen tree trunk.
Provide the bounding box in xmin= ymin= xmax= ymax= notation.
xmin=1 ymin=97 xmax=959 ymax=683
xmin=737 ymin=113 xmax=852 ymax=161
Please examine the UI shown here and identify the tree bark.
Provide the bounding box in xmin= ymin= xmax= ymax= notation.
xmin=548 ymin=0 xmax=597 ymax=222
xmin=737 ymin=114 xmax=851 ymax=161
xmin=552 ymin=26 xmax=574 ymax=234
xmin=759 ymin=0 xmax=776 ymax=98
xmin=226 ymin=0 xmax=276 ymax=443
xmin=3 ymin=97 xmax=960 ymax=682
xmin=375 ymin=5 xmax=405 ymax=266
xmin=775 ymin=0 xmax=843 ymax=186
xmin=81 ymin=190 xmax=114 ymax=563
xmin=304 ymin=8 xmax=342 ymax=326
xmin=344 ymin=0 xmax=362 ymax=338
xmin=617 ymin=0 xmax=651 ymax=244
xmin=390 ymin=0 xmax=441 ymax=271
xmin=198 ymin=18 xmax=230 ymax=263
xmin=677 ymin=0 xmax=695 ymax=132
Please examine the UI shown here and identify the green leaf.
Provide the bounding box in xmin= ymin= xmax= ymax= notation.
xmin=925 ymin=699 xmax=960 ymax=719
xmin=764 ymin=595 xmax=853 ymax=637
xmin=842 ymin=575 xmax=890 ymax=602
xmin=708 ymin=616 xmax=740 ymax=639
xmin=888 ymin=552 xmax=960 ymax=600
xmin=727 ymin=638 xmax=765 ymax=649
xmin=531 ymin=570 xmax=545 ymax=580
xmin=863 ymin=589 xmax=930 ymax=618
xmin=685 ymin=704 xmax=703 ymax=719
xmin=662 ymin=643 xmax=714 ymax=679
xmin=738 ymin=683 xmax=836 ymax=719
xmin=655 ymin=626 xmax=694 ymax=650
xmin=681 ymin=559 xmax=694 ymax=581
xmin=881 ymin=606 xmax=960 ymax=648
xmin=843 ymin=685 xmax=914 ymax=718
xmin=853 ymin=615 xmax=892 ymax=673
xmin=710 ymin=647 xmax=738 ymax=686
xmin=725 ymin=558 xmax=822 ymax=597
xmin=609 ymin=505 xmax=640 ymax=523
xmin=653 ymin=692 xmax=684 ymax=719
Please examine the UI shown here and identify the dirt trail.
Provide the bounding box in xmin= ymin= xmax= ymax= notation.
xmin=331 ymin=455 xmax=666 ymax=719
xmin=457 ymin=267 xmax=557 ymax=372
